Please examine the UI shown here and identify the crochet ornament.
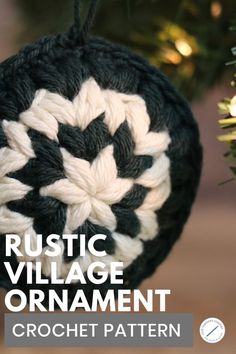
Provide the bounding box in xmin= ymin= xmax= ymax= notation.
xmin=0 ymin=0 xmax=202 ymax=306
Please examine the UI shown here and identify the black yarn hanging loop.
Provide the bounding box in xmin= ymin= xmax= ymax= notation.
xmin=80 ymin=0 xmax=99 ymax=42
xmin=70 ymin=0 xmax=99 ymax=44
xmin=74 ymin=0 xmax=81 ymax=34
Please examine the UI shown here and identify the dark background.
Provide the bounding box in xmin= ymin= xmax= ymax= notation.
xmin=0 ymin=0 xmax=236 ymax=353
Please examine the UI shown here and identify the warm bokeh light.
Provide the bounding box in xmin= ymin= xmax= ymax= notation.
xmin=162 ymin=48 xmax=182 ymax=65
xmin=175 ymin=39 xmax=193 ymax=57
xmin=218 ymin=132 xmax=236 ymax=142
xmin=211 ymin=1 xmax=222 ymax=18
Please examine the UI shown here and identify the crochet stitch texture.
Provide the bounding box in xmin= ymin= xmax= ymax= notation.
xmin=0 ymin=2 xmax=202 ymax=304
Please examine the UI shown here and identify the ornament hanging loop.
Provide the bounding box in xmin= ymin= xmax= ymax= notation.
xmin=70 ymin=0 xmax=99 ymax=44
xmin=73 ymin=0 xmax=81 ymax=34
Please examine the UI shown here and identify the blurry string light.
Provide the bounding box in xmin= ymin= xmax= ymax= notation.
xmin=211 ymin=1 xmax=222 ymax=18
xmin=218 ymin=96 xmax=236 ymax=142
xmin=162 ymin=48 xmax=182 ymax=65
xmin=175 ymin=39 xmax=193 ymax=57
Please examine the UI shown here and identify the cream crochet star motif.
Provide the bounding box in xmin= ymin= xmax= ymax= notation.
xmin=40 ymin=145 xmax=133 ymax=233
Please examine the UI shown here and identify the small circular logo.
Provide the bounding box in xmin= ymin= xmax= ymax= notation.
xmin=200 ymin=318 xmax=225 ymax=343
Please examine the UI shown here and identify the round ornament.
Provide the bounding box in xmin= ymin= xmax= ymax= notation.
xmin=0 ymin=0 xmax=202 ymax=305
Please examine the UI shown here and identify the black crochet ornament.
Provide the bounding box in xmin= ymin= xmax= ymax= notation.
xmin=0 ymin=0 xmax=202 ymax=305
